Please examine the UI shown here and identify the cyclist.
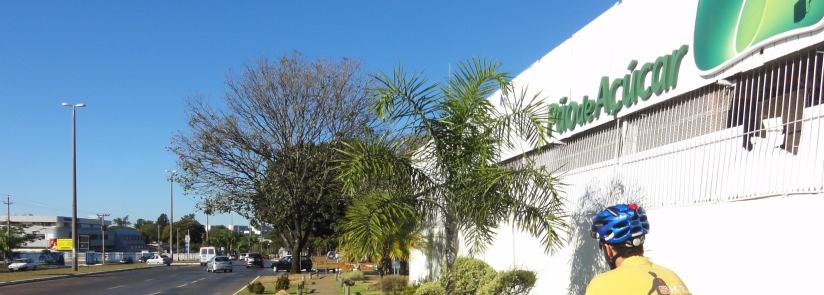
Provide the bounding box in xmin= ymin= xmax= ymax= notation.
xmin=585 ymin=203 xmax=691 ymax=295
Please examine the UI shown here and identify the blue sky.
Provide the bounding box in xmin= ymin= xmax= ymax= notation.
xmin=0 ymin=1 xmax=613 ymax=227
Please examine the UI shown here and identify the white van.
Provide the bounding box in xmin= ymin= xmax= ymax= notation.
xmin=199 ymin=247 xmax=216 ymax=266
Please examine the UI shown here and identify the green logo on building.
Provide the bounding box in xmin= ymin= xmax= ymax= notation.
xmin=694 ymin=0 xmax=824 ymax=74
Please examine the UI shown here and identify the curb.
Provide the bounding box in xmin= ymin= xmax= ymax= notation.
xmin=232 ymin=275 xmax=261 ymax=295
xmin=0 ymin=264 xmax=192 ymax=287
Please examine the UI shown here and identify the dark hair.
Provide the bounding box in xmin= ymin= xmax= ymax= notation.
xmin=612 ymin=243 xmax=644 ymax=258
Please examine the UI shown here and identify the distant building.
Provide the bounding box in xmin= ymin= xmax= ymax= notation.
xmin=229 ymin=225 xmax=251 ymax=235
xmin=208 ymin=224 xmax=260 ymax=235
xmin=0 ymin=215 xmax=147 ymax=252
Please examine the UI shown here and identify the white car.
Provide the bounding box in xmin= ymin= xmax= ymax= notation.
xmin=8 ymin=258 xmax=37 ymax=271
xmin=206 ymin=256 xmax=233 ymax=273
xmin=146 ymin=254 xmax=172 ymax=266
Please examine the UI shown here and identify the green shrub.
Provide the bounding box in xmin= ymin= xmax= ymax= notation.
xmin=275 ymin=274 xmax=290 ymax=291
xmin=400 ymin=285 xmax=419 ymax=295
xmin=439 ymin=257 xmax=496 ymax=295
xmin=413 ymin=282 xmax=445 ymax=295
xmin=477 ymin=269 xmax=537 ymax=295
xmin=380 ymin=275 xmax=408 ymax=294
xmin=246 ymin=281 xmax=265 ymax=294
xmin=342 ymin=269 xmax=366 ymax=281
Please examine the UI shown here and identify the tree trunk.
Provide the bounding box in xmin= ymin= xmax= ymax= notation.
xmin=442 ymin=213 xmax=459 ymax=294
xmin=290 ymin=236 xmax=309 ymax=274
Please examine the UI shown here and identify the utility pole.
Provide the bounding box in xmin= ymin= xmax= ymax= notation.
xmin=62 ymin=102 xmax=86 ymax=272
xmin=156 ymin=223 xmax=161 ymax=252
xmin=96 ymin=213 xmax=109 ymax=265
xmin=166 ymin=170 xmax=176 ymax=259
xmin=3 ymin=195 xmax=12 ymax=261
xmin=205 ymin=212 xmax=209 ymax=245
xmin=175 ymin=229 xmax=180 ymax=261
xmin=3 ymin=195 xmax=11 ymax=237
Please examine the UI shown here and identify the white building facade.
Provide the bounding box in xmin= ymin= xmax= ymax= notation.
xmin=409 ymin=0 xmax=824 ymax=294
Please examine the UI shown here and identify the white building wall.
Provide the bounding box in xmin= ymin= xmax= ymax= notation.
xmin=409 ymin=0 xmax=824 ymax=293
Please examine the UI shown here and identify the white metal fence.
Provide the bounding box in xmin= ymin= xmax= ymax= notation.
xmin=527 ymin=44 xmax=824 ymax=208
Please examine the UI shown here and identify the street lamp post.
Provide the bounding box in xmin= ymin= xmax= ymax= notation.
xmin=62 ymin=102 xmax=86 ymax=272
xmin=166 ymin=170 xmax=176 ymax=260
xmin=96 ymin=213 xmax=109 ymax=265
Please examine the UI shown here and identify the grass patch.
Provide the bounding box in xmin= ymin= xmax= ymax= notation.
xmin=338 ymin=274 xmax=382 ymax=295
xmin=338 ymin=281 xmax=382 ymax=295
xmin=0 ymin=263 xmax=153 ymax=283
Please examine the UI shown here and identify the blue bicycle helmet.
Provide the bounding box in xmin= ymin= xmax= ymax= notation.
xmin=590 ymin=203 xmax=649 ymax=246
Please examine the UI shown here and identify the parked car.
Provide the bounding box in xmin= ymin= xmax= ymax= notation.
xmin=8 ymin=258 xmax=36 ymax=271
xmin=138 ymin=254 xmax=152 ymax=263
xmin=272 ymin=255 xmax=312 ymax=272
xmin=239 ymin=253 xmax=248 ymax=261
xmin=199 ymin=246 xmax=216 ymax=266
xmin=119 ymin=257 xmax=134 ymax=264
xmin=146 ymin=254 xmax=172 ymax=266
xmin=206 ymin=256 xmax=233 ymax=273
xmin=245 ymin=253 xmax=264 ymax=268
xmin=228 ymin=253 xmax=238 ymax=260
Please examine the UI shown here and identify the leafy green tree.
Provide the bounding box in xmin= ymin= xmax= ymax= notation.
xmin=134 ymin=218 xmax=149 ymax=229
xmin=174 ymin=214 xmax=206 ymax=245
xmin=0 ymin=225 xmax=37 ymax=260
xmin=156 ymin=213 xmax=169 ymax=230
xmin=136 ymin=220 xmax=158 ymax=244
xmin=337 ymin=60 xmax=566 ymax=292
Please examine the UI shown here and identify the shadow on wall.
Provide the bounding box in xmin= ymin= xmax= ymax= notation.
xmin=567 ymin=178 xmax=646 ymax=295
xmin=422 ymin=219 xmax=445 ymax=282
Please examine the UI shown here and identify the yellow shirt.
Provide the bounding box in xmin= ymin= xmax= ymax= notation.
xmin=585 ymin=256 xmax=691 ymax=295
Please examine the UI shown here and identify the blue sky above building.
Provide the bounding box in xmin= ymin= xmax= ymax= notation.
xmin=0 ymin=0 xmax=613 ymax=226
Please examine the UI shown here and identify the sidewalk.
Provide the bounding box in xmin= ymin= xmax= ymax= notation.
xmin=312 ymin=274 xmax=340 ymax=295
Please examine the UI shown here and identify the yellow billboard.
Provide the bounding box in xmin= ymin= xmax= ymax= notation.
xmin=56 ymin=239 xmax=73 ymax=251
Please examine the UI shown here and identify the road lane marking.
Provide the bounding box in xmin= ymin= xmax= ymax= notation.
xmin=106 ymin=285 xmax=125 ymax=290
xmin=177 ymin=283 xmax=188 ymax=288
xmin=191 ymin=277 xmax=206 ymax=284
xmin=145 ymin=278 xmax=154 ymax=282
xmin=149 ymin=292 xmax=161 ymax=295
xmin=233 ymin=275 xmax=261 ymax=295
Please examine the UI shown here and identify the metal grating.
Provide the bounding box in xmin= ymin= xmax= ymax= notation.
xmin=527 ymin=44 xmax=824 ymax=207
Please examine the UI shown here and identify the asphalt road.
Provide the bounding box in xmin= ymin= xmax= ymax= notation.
xmin=0 ymin=261 xmax=271 ymax=295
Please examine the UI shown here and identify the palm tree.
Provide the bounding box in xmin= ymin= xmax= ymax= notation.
xmin=337 ymin=60 xmax=566 ymax=292
xmin=338 ymin=190 xmax=422 ymax=277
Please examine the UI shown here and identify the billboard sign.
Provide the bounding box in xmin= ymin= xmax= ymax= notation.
xmin=56 ymin=239 xmax=73 ymax=251
xmin=694 ymin=0 xmax=824 ymax=75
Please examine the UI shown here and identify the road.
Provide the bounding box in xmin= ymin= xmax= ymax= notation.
xmin=0 ymin=261 xmax=271 ymax=295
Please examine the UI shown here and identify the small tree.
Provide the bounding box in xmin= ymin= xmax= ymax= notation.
xmin=0 ymin=225 xmax=37 ymax=260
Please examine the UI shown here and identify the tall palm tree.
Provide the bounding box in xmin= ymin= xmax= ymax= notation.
xmin=337 ymin=59 xmax=566 ymax=292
